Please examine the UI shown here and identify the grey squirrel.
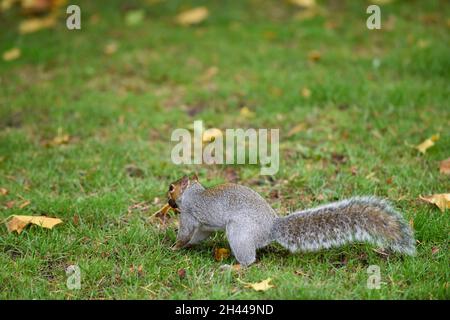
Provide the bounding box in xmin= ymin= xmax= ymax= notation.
xmin=167 ymin=175 xmax=416 ymax=266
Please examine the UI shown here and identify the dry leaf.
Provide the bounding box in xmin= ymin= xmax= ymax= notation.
xmin=19 ymin=15 xmax=56 ymax=34
xmin=244 ymin=278 xmax=274 ymax=291
xmin=0 ymin=188 xmax=8 ymax=196
xmin=287 ymin=124 xmax=306 ymax=137
xmin=289 ymin=0 xmax=316 ymax=8
xmin=301 ymin=87 xmax=311 ymax=98
xmin=415 ymin=134 xmax=439 ymax=154
xmin=202 ymin=128 xmax=222 ymax=142
xmin=308 ymin=50 xmax=321 ymax=62
xmin=3 ymin=48 xmax=21 ymax=61
xmin=214 ymin=248 xmax=230 ymax=261
xmin=439 ymin=158 xmax=450 ymax=175
xmin=420 ymin=194 xmax=450 ymax=212
xmin=5 ymin=201 xmax=15 ymax=209
xmin=6 ymin=215 xmax=63 ymax=234
xmin=431 ymin=247 xmax=440 ymax=255
xmin=104 ymin=42 xmax=118 ymax=55
xmin=18 ymin=200 xmax=30 ymax=209
xmin=240 ymin=106 xmax=255 ymax=118
xmin=177 ymin=268 xmax=186 ymax=279
xmin=175 ymin=7 xmax=209 ymax=26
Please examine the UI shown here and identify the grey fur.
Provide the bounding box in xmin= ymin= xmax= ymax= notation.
xmin=174 ymin=181 xmax=416 ymax=266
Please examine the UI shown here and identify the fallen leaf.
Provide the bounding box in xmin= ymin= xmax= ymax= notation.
xmin=125 ymin=9 xmax=145 ymax=26
xmin=224 ymin=167 xmax=239 ymax=183
xmin=308 ymin=50 xmax=321 ymax=62
xmin=244 ymin=278 xmax=274 ymax=291
xmin=301 ymin=87 xmax=311 ymax=98
xmin=289 ymin=0 xmax=316 ymax=8
xmin=177 ymin=268 xmax=186 ymax=279
xmin=240 ymin=106 xmax=255 ymax=118
xmin=294 ymin=269 xmax=309 ymax=277
xmin=431 ymin=247 xmax=440 ymax=255
xmin=3 ymin=48 xmax=21 ymax=61
xmin=415 ymin=134 xmax=440 ymax=154
xmin=6 ymin=215 xmax=63 ymax=234
xmin=439 ymin=158 xmax=450 ymax=175
xmin=202 ymin=128 xmax=222 ymax=142
xmin=18 ymin=200 xmax=30 ymax=209
xmin=5 ymin=201 xmax=15 ymax=209
xmin=0 ymin=188 xmax=8 ymax=196
xmin=287 ymin=124 xmax=306 ymax=137
xmin=175 ymin=7 xmax=209 ymax=26
xmin=214 ymin=248 xmax=230 ymax=261
xmin=125 ymin=164 xmax=145 ymax=178
xmin=104 ymin=42 xmax=118 ymax=55
xmin=19 ymin=15 xmax=56 ymax=34
xmin=420 ymin=194 xmax=450 ymax=212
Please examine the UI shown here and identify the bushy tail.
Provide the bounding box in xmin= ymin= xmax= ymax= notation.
xmin=270 ymin=197 xmax=416 ymax=255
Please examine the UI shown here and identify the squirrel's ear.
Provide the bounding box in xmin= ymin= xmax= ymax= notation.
xmin=180 ymin=175 xmax=189 ymax=188
xmin=191 ymin=173 xmax=199 ymax=182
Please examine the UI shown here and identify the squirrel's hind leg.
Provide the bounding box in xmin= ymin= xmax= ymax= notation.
xmin=226 ymin=222 xmax=256 ymax=266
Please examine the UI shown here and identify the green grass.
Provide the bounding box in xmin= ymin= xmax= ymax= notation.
xmin=0 ymin=0 xmax=449 ymax=299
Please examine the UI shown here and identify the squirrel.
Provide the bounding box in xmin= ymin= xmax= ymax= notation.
xmin=167 ymin=175 xmax=416 ymax=266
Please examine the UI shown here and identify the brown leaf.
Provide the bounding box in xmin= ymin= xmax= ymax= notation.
xmin=6 ymin=215 xmax=63 ymax=234
xmin=420 ymin=194 xmax=450 ymax=212
xmin=175 ymin=7 xmax=209 ymax=26
xmin=308 ymin=50 xmax=321 ymax=62
xmin=2 ymin=48 xmax=21 ymax=62
xmin=125 ymin=164 xmax=145 ymax=178
xmin=431 ymin=247 xmax=440 ymax=255
xmin=5 ymin=200 xmax=15 ymax=209
xmin=0 ymin=188 xmax=8 ymax=196
xmin=415 ymin=134 xmax=439 ymax=154
xmin=244 ymin=278 xmax=274 ymax=291
xmin=224 ymin=167 xmax=239 ymax=183
xmin=18 ymin=200 xmax=31 ymax=209
xmin=439 ymin=158 xmax=450 ymax=175
xmin=177 ymin=268 xmax=186 ymax=279
xmin=214 ymin=248 xmax=230 ymax=261
xmin=287 ymin=124 xmax=306 ymax=137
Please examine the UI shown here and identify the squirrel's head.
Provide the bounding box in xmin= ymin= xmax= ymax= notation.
xmin=167 ymin=174 xmax=199 ymax=208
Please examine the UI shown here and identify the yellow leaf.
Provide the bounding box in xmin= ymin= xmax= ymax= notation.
xmin=308 ymin=50 xmax=321 ymax=62
xmin=214 ymin=248 xmax=230 ymax=261
xmin=245 ymin=278 xmax=274 ymax=291
xmin=3 ymin=48 xmax=21 ymax=61
xmin=175 ymin=7 xmax=209 ymax=26
xmin=289 ymin=0 xmax=316 ymax=8
xmin=0 ymin=187 xmax=8 ymax=196
xmin=6 ymin=215 xmax=63 ymax=234
xmin=439 ymin=158 xmax=450 ymax=175
xmin=19 ymin=15 xmax=56 ymax=34
xmin=240 ymin=106 xmax=255 ymax=118
xmin=301 ymin=87 xmax=311 ymax=98
xmin=420 ymin=194 xmax=450 ymax=212
xmin=415 ymin=134 xmax=439 ymax=154
xmin=202 ymin=128 xmax=222 ymax=142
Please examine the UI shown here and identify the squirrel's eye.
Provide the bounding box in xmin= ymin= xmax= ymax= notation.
xmin=169 ymin=185 xmax=174 ymax=192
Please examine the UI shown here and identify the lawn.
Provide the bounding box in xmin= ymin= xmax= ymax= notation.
xmin=0 ymin=0 xmax=449 ymax=299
